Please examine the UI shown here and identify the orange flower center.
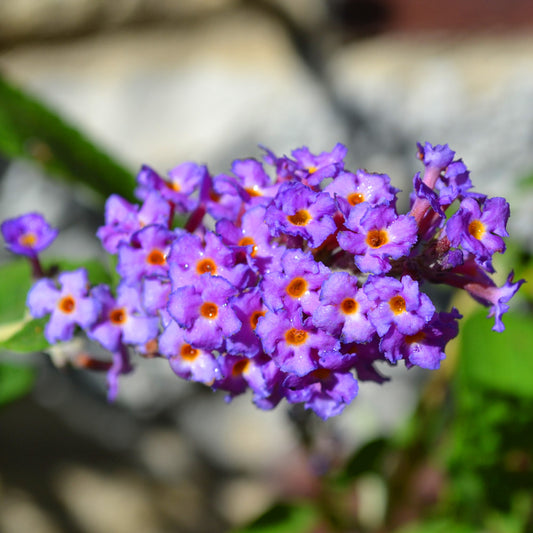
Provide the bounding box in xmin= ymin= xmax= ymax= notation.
xmin=245 ymin=186 xmax=262 ymax=197
xmin=238 ymin=236 xmax=257 ymax=257
xmin=347 ymin=192 xmax=365 ymax=206
xmin=250 ymin=310 xmax=265 ymax=330
xmin=109 ymin=307 xmax=127 ymax=325
xmin=366 ymin=229 xmax=388 ymax=248
xmin=232 ymin=358 xmax=250 ymax=376
xmin=286 ymin=277 xmax=307 ymax=298
xmin=468 ymin=219 xmax=485 ymax=240
xmin=200 ymin=302 xmax=218 ymax=319
xmin=285 ymin=328 xmax=308 ymax=345
xmin=340 ymin=298 xmax=358 ymax=314
xmin=147 ymin=249 xmax=166 ymax=266
xmin=58 ymin=295 xmax=76 ymax=314
xmin=180 ymin=343 xmax=200 ymax=361
xmin=405 ymin=331 xmax=426 ymax=344
xmin=287 ymin=209 xmax=311 ymax=226
xmin=311 ymin=368 xmax=331 ymax=380
xmin=196 ymin=258 xmax=217 ymax=275
xmin=19 ymin=232 xmax=37 ymax=247
xmin=389 ymin=295 xmax=406 ymax=315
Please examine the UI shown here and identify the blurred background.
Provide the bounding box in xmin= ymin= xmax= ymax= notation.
xmin=1 ymin=1 xmax=533 ymax=532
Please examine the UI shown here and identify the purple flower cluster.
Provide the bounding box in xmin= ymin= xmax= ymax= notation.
xmin=1 ymin=142 xmax=524 ymax=418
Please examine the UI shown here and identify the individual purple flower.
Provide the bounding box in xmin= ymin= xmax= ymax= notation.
xmin=1 ymin=212 xmax=58 ymax=257
xmin=214 ymin=354 xmax=270 ymax=400
xmin=364 ymin=275 xmax=435 ymax=337
xmin=337 ymin=204 xmax=418 ymax=274
xmin=261 ymin=248 xmax=330 ymax=315
xmin=117 ymin=224 xmax=177 ymax=284
xmin=159 ymin=320 xmax=221 ymax=385
xmin=284 ymin=367 xmax=358 ymax=419
xmin=226 ymin=288 xmax=266 ymax=357
xmin=291 ymin=143 xmax=347 ymax=186
xmin=264 ymin=181 xmax=337 ymax=248
xmin=312 ymin=272 xmax=374 ymax=343
xmin=228 ymin=158 xmax=279 ymax=206
xmin=27 ymin=269 xmax=99 ymax=343
xmin=135 ymin=162 xmax=205 ymax=212
xmin=204 ymin=174 xmax=244 ymax=222
xmin=216 ymin=206 xmax=284 ymax=275
xmin=446 ymin=196 xmax=509 ymax=272
xmin=106 ymin=344 xmax=134 ymax=401
xmin=465 ymin=271 xmax=525 ymax=332
xmin=88 ymin=283 xmax=160 ymax=352
xmin=435 ymin=160 xmax=478 ymax=205
xmin=256 ymin=307 xmax=339 ymax=377
xmin=324 ymin=169 xmax=398 ymax=216
xmin=342 ymin=339 xmax=390 ymax=384
xmin=97 ymin=192 xmax=171 ymax=254
xmin=167 ymin=275 xmax=241 ymax=351
xmin=417 ymin=142 xmax=455 ymax=171
xmin=380 ymin=308 xmax=461 ymax=366
xmin=168 ymin=231 xmax=252 ymax=290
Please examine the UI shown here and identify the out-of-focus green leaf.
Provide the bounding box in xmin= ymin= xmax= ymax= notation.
xmin=397 ymin=518 xmax=476 ymax=533
xmin=336 ymin=437 xmax=388 ymax=485
xmin=459 ymin=310 xmax=533 ymax=398
xmin=43 ymin=258 xmax=112 ymax=286
xmin=0 ymin=260 xmax=32 ymax=324
xmin=0 ymin=76 xmax=136 ymax=202
xmin=0 ymin=317 xmax=49 ymax=353
xmin=0 ymin=362 xmax=35 ymax=405
xmin=231 ymin=502 xmax=318 ymax=533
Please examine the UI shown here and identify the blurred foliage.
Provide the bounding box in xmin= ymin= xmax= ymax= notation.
xmin=0 ymin=75 xmax=136 ymax=202
xmin=0 ymin=361 xmax=35 ymax=406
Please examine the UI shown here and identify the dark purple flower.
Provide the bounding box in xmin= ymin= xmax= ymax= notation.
xmin=312 ymin=271 xmax=374 ymax=343
xmin=337 ymin=204 xmax=418 ymax=274
xmin=27 ymin=269 xmax=99 ymax=343
xmin=264 ymin=181 xmax=337 ymax=248
xmin=284 ymin=366 xmax=358 ymax=419
xmin=88 ymin=283 xmax=160 ymax=352
xmin=1 ymin=213 xmax=58 ymax=257
xmin=167 ymin=275 xmax=241 ymax=351
xmin=364 ymin=275 xmax=435 ymax=337
xmin=446 ymin=196 xmax=509 ymax=272
xmin=380 ymin=308 xmax=461 ymax=366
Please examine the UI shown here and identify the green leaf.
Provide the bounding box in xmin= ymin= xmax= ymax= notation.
xmin=0 ymin=260 xmax=32 ymax=324
xmin=0 ymin=362 xmax=35 ymax=406
xmin=43 ymin=258 xmax=112 ymax=286
xmin=0 ymin=317 xmax=50 ymax=353
xmin=231 ymin=503 xmax=318 ymax=533
xmin=459 ymin=310 xmax=533 ymax=398
xmin=336 ymin=437 xmax=388 ymax=484
xmin=0 ymin=75 xmax=136 ymax=202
